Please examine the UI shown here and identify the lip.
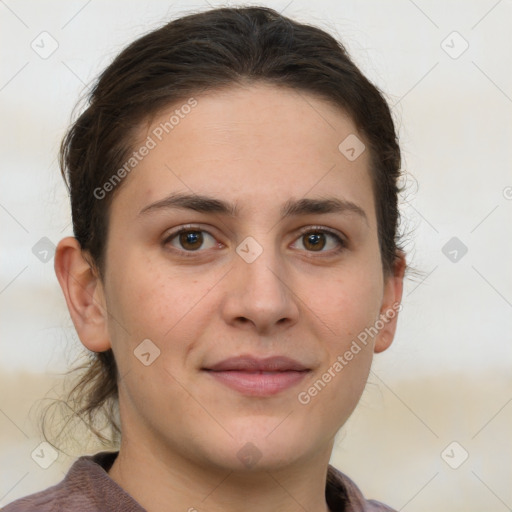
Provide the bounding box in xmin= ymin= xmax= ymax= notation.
xmin=205 ymin=355 xmax=310 ymax=372
xmin=202 ymin=356 xmax=311 ymax=396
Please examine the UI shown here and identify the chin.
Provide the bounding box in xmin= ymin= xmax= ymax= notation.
xmin=199 ymin=418 xmax=316 ymax=472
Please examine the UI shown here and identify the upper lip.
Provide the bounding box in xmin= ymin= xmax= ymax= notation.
xmin=203 ymin=356 xmax=310 ymax=372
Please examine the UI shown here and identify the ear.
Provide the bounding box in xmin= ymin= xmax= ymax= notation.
xmin=374 ymin=250 xmax=406 ymax=354
xmin=54 ymin=236 xmax=111 ymax=352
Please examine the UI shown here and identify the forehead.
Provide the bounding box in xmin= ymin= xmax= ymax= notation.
xmin=111 ymin=83 xmax=376 ymax=225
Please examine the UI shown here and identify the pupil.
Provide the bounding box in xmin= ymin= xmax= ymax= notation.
xmin=180 ymin=231 xmax=203 ymax=250
xmin=306 ymin=233 xmax=325 ymax=251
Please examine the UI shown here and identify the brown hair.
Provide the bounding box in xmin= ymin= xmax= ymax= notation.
xmin=48 ymin=5 xmax=405 ymax=449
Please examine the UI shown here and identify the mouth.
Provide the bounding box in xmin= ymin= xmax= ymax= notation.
xmin=202 ymin=356 xmax=311 ymax=396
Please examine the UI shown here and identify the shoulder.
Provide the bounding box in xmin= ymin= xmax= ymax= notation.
xmin=1 ymin=481 xmax=66 ymax=511
xmin=1 ymin=470 xmax=85 ymax=512
xmin=326 ymin=464 xmax=397 ymax=512
xmin=1 ymin=451 xmax=133 ymax=512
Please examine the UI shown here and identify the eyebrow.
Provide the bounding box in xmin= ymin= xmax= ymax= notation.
xmin=138 ymin=192 xmax=368 ymax=223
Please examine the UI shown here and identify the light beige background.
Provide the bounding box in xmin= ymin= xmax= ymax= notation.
xmin=1 ymin=1 xmax=511 ymax=511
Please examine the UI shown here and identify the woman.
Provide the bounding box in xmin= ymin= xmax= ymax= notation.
xmin=4 ymin=5 xmax=406 ymax=511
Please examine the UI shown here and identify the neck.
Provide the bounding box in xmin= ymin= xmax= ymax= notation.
xmin=108 ymin=436 xmax=333 ymax=512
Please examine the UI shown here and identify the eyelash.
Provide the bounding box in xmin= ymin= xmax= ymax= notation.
xmin=162 ymin=224 xmax=347 ymax=257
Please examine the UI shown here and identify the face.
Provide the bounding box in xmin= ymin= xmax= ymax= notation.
xmin=84 ymin=83 xmax=403 ymax=472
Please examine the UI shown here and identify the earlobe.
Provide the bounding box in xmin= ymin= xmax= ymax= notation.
xmin=54 ymin=236 xmax=111 ymax=353
xmin=374 ymin=250 xmax=406 ymax=354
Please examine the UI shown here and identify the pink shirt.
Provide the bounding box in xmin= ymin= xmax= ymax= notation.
xmin=2 ymin=451 xmax=396 ymax=511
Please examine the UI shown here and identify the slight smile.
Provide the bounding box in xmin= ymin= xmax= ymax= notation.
xmin=202 ymin=356 xmax=312 ymax=396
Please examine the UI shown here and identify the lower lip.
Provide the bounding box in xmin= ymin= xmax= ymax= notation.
xmin=204 ymin=370 xmax=309 ymax=396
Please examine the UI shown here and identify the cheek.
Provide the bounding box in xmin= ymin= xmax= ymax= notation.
xmin=319 ymin=264 xmax=383 ymax=410
xmin=296 ymin=334 xmax=374 ymax=439
xmin=312 ymin=264 xmax=383 ymax=343
xmin=104 ymin=255 xmax=219 ymax=361
xmin=292 ymin=264 xmax=382 ymax=419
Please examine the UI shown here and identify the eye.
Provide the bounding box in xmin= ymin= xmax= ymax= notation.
xmin=162 ymin=225 xmax=346 ymax=256
xmin=163 ymin=227 xmax=219 ymax=252
xmin=291 ymin=227 xmax=346 ymax=254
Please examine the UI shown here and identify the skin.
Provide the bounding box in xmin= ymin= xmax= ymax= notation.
xmin=55 ymin=82 xmax=405 ymax=512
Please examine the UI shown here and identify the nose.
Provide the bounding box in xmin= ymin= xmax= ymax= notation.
xmin=220 ymin=239 xmax=300 ymax=335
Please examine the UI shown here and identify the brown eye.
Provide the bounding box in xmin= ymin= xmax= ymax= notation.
xmin=292 ymin=228 xmax=345 ymax=254
xmin=178 ymin=231 xmax=203 ymax=250
xmin=164 ymin=229 xmax=217 ymax=252
xmin=302 ymin=232 xmax=326 ymax=251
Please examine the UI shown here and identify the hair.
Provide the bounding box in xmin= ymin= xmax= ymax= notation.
xmin=46 ymin=5 xmax=405 ymax=449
